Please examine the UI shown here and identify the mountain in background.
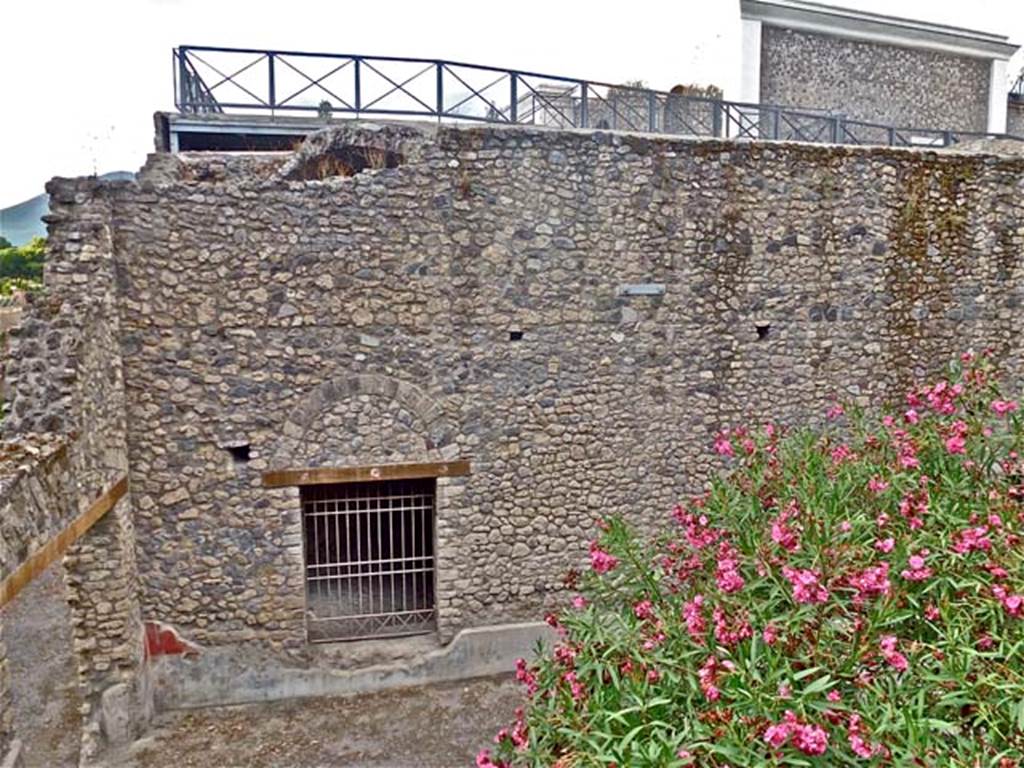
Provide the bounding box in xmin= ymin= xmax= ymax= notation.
xmin=0 ymin=171 xmax=135 ymax=245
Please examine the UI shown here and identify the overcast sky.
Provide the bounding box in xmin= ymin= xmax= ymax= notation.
xmin=1 ymin=0 xmax=1023 ymax=207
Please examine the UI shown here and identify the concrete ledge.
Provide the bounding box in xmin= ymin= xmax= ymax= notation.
xmin=151 ymin=622 xmax=554 ymax=710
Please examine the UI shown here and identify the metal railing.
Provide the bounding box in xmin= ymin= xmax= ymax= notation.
xmin=173 ymin=45 xmax=1022 ymax=148
xmin=1012 ymin=71 xmax=1024 ymax=102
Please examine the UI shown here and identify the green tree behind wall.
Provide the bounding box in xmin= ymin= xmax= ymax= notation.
xmin=0 ymin=237 xmax=45 ymax=281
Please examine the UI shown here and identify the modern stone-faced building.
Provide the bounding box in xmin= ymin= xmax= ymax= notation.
xmin=740 ymin=0 xmax=1020 ymax=135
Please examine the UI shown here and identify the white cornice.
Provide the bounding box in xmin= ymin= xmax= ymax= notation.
xmin=741 ymin=0 xmax=1020 ymax=61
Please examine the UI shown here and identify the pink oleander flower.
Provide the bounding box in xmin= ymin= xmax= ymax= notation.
xmin=792 ymin=723 xmax=829 ymax=756
xmin=849 ymin=562 xmax=891 ymax=603
xmin=923 ymin=380 xmax=962 ymax=415
xmin=992 ymin=399 xmax=1019 ymax=416
xmin=698 ymin=656 xmax=735 ymax=703
xmin=898 ymin=491 xmax=928 ymax=530
xmin=762 ymin=623 xmax=779 ymax=645
xmin=945 ymin=435 xmax=966 ymax=454
xmin=900 ymin=550 xmax=933 ymax=582
xmin=641 ymin=630 xmax=666 ymax=651
xmin=924 ymin=603 xmax=940 ymax=621
xmin=951 ymin=526 xmax=992 ymax=555
xmin=589 ymin=542 xmax=619 ymax=574
xmin=904 ymin=408 xmax=920 ymax=424
xmin=713 ymin=606 xmax=752 ymax=647
xmin=515 ymin=657 xmax=538 ymax=696
xmin=571 ymin=595 xmax=588 ymax=610
xmin=682 ymin=595 xmax=707 ymax=641
xmin=763 ymin=711 xmax=830 ymax=756
xmin=715 ymin=541 xmax=745 ymax=594
xmin=673 ymin=509 xmax=723 ymax=550
xmin=633 ymin=599 xmax=655 ymax=621
xmin=770 ymin=502 xmax=801 ymax=551
xmin=714 ymin=432 xmax=735 ymax=457
xmin=831 ymin=443 xmax=855 ymax=464
xmin=880 ymin=635 xmax=909 ymax=672
xmin=782 ymin=566 xmax=830 ymax=604
xmin=993 ymin=585 xmax=1024 ymax=618
xmin=563 ymin=671 xmax=585 ymax=701
xmin=476 ymin=749 xmax=508 ymax=768
xmin=553 ymin=644 xmax=576 ymax=667
xmin=826 ymin=402 xmax=845 ymax=420
xmin=827 ymin=690 xmax=841 ymax=703
xmin=868 ymin=476 xmax=890 ymax=494
xmin=763 ymin=721 xmax=790 ymax=748
xmin=847 ymin=714 xmax=884 ymax=759
xmin=874 ymin=537 xmax=895 ymax=553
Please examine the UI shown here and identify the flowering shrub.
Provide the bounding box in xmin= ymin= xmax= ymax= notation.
xmin=480 ymin=353 xmax=1024 ymax=767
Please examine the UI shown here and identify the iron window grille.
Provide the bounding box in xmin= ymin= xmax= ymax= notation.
xmin=301 ymin=478 xmax=437 ymax=642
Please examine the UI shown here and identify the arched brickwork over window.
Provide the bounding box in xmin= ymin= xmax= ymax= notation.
xmin=269 ymin=374 xmax=458 ymax=470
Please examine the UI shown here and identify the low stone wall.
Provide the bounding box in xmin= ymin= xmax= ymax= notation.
xmin=0 ymin=433 xmax=72 ymax=765
xmin=0 ymin=434 xmax=72 ymax=585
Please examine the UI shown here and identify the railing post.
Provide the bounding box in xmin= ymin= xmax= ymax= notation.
xmin=172 ymin=49 xmax=179 ymax=110
xmin=943 ymin=130 xmax=953 ymax=147
xmin=436 ymin=62 xmax=444 ymax=120
xmin=579 ymin=82 xmax=588 ymax=128
xmin=648 ymin=90 xmax=657 ymax=132
xmin=177 ymin=48 xmax=189 ymax=112
xmin=772 ymin=107 xmax=780 ymax=140
xmin=830 ymin=116 xmax=840 ymax=143
xmin=268 ymin=53 xmax=276 ymax=112
xmin=888 ymin=126 xmax=896 ymax=146
xmin=712 ymin=101 xmax=723 ymax=138
xmin=354 ymin=58 xmax=362 ymax=115
xmin=509 ymin=73 xmax=518 ymax=123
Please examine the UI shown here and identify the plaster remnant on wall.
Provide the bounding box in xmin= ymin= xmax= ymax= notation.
xmin=143 ymin=622 xmax=201 ymax=659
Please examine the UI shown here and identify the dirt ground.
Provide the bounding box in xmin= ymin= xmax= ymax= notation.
xmin=107 ymin=675 xmax=522 ymax=768
xmin=1 ymin=565 xmax=82 ymax=768
xmin=1 ymin=565 xmax=521 ymax=768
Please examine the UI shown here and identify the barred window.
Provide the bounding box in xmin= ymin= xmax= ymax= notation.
xmin=301 ymin=478 xmax=436 ymax=642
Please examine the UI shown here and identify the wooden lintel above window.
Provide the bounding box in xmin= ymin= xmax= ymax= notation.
xmin=262 ymin=460 xmax=471 ymax=488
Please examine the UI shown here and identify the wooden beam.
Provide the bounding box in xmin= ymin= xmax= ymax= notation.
xmin=0 ymin=476 xmax=128 ymax=609
xmin=262 ymin=460 xmax=471 ymax=488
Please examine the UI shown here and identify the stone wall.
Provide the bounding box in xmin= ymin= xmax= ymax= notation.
xmin=2 ymin=178 xmax=152 ymax=761
xmin=1009 ymin=101 xmax=1024 ymax=138
xmin=42 ymin=121 xmax=1024 ymax=700
xmin=760 ymin=26 xmax=991 ymax=132
xmin=0 ymin=433 xmax=72 ymax=764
